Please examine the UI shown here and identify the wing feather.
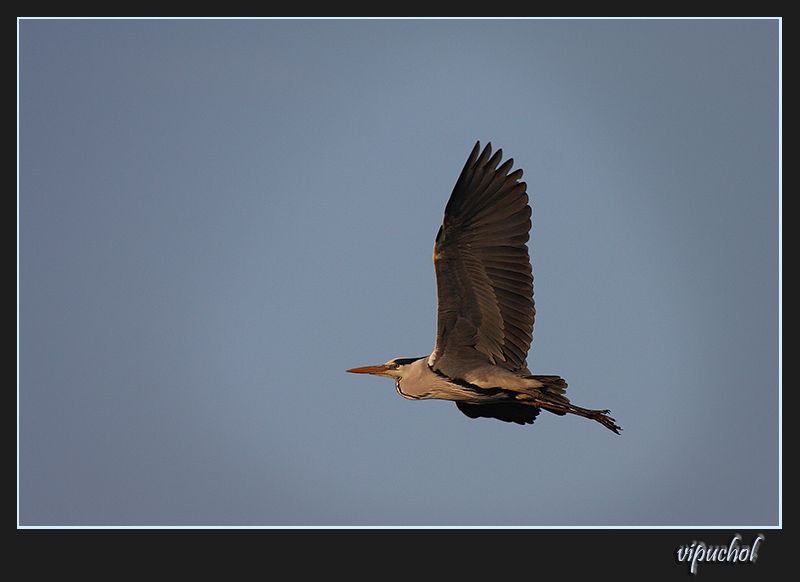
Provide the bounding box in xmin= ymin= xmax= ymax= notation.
xmin=430 ymin=142 xmax=535 ymax=377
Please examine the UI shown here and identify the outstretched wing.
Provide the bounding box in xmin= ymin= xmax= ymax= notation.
xmin=429 ymin=141 xmax=534 ymax=378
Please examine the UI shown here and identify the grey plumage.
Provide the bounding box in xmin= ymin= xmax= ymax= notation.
xmin=347 ymin=142 xmax=621 ymax=434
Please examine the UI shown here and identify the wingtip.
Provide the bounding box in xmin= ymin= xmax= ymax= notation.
xmin=471 ymin=141 xmax=504 ymax=163
xmin=471 ymin=140 xmax=482 ymax=158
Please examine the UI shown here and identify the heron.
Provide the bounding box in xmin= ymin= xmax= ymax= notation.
xmin=347 ymin=142 xmax=621 ymax=434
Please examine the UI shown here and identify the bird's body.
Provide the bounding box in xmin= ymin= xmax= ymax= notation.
xmin=348 ymin=142 xmax=620 ymax=434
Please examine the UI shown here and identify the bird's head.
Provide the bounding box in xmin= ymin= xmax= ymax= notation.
xmin=346 ymin=357 xmax=426 ymax=380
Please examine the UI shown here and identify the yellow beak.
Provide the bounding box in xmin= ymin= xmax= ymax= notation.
xmin=346 ymin=364 xmax=390 ymax=376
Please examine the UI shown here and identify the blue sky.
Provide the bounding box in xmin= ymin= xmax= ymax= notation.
xmin=19 ymin=18 xmax=780 ymax=526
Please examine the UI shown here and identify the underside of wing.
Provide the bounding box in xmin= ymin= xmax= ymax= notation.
xmin=430 ymin=141 xmax=535 ymax=377
xmin=455 ymin=401 xmax=540 ymax=425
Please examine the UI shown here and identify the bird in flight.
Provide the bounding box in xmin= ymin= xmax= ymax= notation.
xmin=347 ymin=142 xmax=620 ymax=434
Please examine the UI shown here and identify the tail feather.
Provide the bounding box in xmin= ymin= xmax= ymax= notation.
xmin=527 ymin=374 xmax=567 ymax=395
